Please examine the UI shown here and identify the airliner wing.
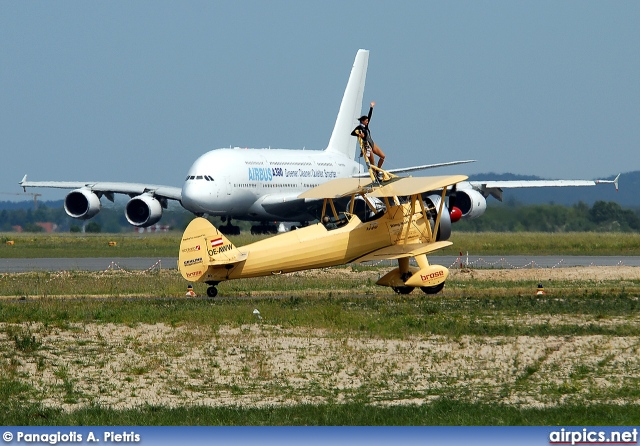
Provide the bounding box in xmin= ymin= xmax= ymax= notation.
xmin=19 ymin=176 xmax=182 ymax=201
xmin=465 ymin=174 xmax=620 ymax=201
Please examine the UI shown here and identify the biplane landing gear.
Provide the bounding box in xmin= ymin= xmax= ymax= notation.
xmin=206 ymin=286 xmax=218 ymax=298
xmin=392 ymin=285 xmax=415 ymax=295
xmin=420 ymin=282 xmax=445 ymax=294
xmin=393 ymin=271 xmax=415 ymax=294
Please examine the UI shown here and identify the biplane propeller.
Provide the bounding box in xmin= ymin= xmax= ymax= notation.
xmin=178 ymin=160 xmax=468 ymax=297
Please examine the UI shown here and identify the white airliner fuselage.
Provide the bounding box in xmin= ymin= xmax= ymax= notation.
xmin=181 ymin=148 xmax=362 ymax=221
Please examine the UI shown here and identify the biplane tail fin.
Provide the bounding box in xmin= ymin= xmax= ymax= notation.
xmin=178 ymin=217 xmax=247 ymax=282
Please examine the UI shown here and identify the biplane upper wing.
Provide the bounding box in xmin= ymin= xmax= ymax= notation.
xmin=297 ymin=178 xmax=374 ymax=199
xmin=298 ymin=175 xmax=469 ymax=200
xmin=353 ymin=241 xmax=453 ymax=263
xmin=352 ymin=160 xmax=476 ymax=178
xmin=367 ymin=175 xmax=469 ymax=198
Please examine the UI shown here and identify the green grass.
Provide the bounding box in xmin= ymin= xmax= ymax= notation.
xmin=3 ymin=285 xmax=640 ymax=424
xmin=2 ymin=231 xmax=640 ymax=425
xmin=3 ymin=400 xmax=639 ymax=425
xmin=2 ymin=231 xmax=640 ymax=258
xmin=0 ymin=232 xmax=268 ymax=258
xmin=2 ymin=289 xmax=640 ymax=338
xmin=443 ymin=231 xmax=640 ymax=256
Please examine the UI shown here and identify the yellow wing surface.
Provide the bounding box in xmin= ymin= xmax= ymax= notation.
xmin=368 ymin=175 xmax=468 ymax=197
xmin=298 ymin=175 xmax=468 ymax=199
xmin=353 ymin=241 xmax=453 ymax=263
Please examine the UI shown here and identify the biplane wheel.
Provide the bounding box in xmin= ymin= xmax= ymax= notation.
xmin=420 ymin=282 xmax=445 ymax=294
xmin=206 ymin=286 xmax=218 ymax=298
xmin=392 ymin=286 xmax=415 ymax=295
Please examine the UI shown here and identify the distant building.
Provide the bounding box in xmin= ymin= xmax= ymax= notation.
xmin=36 ymin=222 xmax=58 ymax=233
xmin=134 ymin=224 xmax=170 ymax=233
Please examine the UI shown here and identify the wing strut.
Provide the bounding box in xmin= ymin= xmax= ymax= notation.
xmin=403 ymin=195 xmax=417 ymax=245
xmin=432 ymin=186 xmax=448 ymax=243
xmin=401 ymin=185 xmax=447 ymax=245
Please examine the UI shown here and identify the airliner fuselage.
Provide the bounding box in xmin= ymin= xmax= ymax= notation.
xmin=181 ymin=147 xmax=362 ymax=222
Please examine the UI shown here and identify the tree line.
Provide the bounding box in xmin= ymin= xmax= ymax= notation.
xmin=0 ymin=204 xmax=194 ymax=233
xmin=455 ymin=200 xmax=640 ymax=232
xmin=0 ymin=200 xmax=638 ymax=233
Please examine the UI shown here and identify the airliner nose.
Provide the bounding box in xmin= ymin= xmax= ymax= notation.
xmin=181 ymin=179 xmax=211 ymax=213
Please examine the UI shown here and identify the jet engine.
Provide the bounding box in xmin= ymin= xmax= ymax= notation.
xmin=424 ymin=194 xmax=452 ymax=241
xmin=125 ymin=194 xmax=163 ymax=227
xmin=454 ymin=189 xmax=487 ymax=219
xmin=64 ymin=189 xmax=101 ymax=220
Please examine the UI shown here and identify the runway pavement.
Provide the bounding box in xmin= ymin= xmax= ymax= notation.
xmin=1 ymin=256 xmax=640 ymax=273
xmin=0 ymin=257 xmax=175 ymax=273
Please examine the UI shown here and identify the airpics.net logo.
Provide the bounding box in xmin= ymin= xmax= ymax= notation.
xmin=549 ymin=428 xmax=638 ymax=445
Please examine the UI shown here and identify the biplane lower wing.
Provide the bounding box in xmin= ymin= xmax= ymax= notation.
xmin=353 ymin=240 xmax=453 ymax=263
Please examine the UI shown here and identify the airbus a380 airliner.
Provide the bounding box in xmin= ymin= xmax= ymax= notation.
xmin=20 ymin=49 xmax=618 ymax=234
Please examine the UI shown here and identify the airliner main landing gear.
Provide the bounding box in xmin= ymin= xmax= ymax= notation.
xmin=250 ymin=223 xmax=278 ymax=235
xmin=219 ymin=216 xmax=240 ymax=235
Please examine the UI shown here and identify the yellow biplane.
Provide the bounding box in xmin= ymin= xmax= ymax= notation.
xmin=178 ymin=151 xmax=468 ymax=297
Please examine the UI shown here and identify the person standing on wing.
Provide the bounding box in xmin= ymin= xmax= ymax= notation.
xmin=351 ymin=101 xmax=386 ymax=175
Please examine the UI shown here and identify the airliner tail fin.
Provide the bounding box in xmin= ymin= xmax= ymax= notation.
xmin=325 ymin=49 xmax=369 ymax=160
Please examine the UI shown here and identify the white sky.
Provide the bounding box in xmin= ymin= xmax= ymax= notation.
xmin=1 ymin=1 xmax=638 ymax=200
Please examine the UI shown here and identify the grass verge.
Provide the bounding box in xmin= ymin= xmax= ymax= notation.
xmin=2 ymin=231 xmax=640 ymax=257
xmin=3 ymin=401 xmax=640 ymax=426
xmin=1 ymin=271 xmax=640 ymax=425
